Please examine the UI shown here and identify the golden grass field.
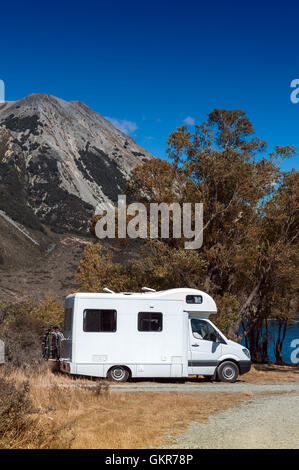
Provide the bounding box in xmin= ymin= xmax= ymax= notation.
xmin=0 ymin=363 xmax=298 ymax=449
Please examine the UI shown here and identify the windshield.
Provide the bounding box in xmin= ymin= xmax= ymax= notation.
xmin=191 ymin=318 xmax=221 ymax=342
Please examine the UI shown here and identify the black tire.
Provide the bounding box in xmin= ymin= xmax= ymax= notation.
xmin=217 ymin=361 xmax=239 ymax=383
xmin=107 ymin=366 xmax=130 ymax=383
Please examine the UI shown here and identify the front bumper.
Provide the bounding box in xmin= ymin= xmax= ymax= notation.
xmin=239 ymin=360 xmax=251 ymax=375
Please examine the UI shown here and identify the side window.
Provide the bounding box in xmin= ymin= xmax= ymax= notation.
xmin=64 ymin=307 xmax=73 ymax=331
xmin=83 ymin=309 xmax=117 ymax=332
xmin=191 ymin=319 xmax=219 ymax=342
xmin=138 ymin=312 xmax=163 ymax=332
xmin=186 ymin=295 xmax=203 ymax=304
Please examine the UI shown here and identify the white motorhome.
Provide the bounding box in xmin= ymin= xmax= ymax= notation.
xmin=59 ymin=288 xmax=251 ymax=383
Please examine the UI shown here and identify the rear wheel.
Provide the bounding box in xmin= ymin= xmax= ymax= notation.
xmin=107 ymin=366 xmax=130 ymax=383
xmin=217 ymin=361 xmax=239 ymax=383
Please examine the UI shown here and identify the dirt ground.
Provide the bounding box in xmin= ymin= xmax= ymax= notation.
xmin=1 ymin=363 xmax=298 ymax=449
xmin=240 ymin=363 xmax=299 ymax=383
xmin=0 ymin=365 xmax=247 ymax=449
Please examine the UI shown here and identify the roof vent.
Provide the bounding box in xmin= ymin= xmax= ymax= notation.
xmin=103 ymin=287 xmax=115 ymax=294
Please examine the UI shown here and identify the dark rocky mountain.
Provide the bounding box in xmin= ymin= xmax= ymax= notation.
xmin=0 ymin=94 xmax=153 ymax=303
xmin=0 ymin=93 xmax=152 ymax=233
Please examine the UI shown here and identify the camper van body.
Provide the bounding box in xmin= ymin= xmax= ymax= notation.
xmin=59 ymin=289 xmax=251 ymax=382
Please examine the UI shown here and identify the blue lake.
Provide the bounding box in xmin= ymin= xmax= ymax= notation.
xmin=241 ymin=320 xmax=299 ymax=364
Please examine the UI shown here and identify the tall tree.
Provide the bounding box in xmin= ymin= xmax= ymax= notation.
xmin=78 ymin=109 xmax=297 ymax=362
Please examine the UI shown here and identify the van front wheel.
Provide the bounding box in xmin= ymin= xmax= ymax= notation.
xmin=107 ymin=366 xmax=129 ymax=383
xmin=217 ymin=361 xmax=239 ymax=383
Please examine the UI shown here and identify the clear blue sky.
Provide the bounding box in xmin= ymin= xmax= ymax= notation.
xmin=1 ymin=0 xmax=298 ymax=171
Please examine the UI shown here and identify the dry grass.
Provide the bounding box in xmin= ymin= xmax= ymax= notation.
xmin=0 ymin=363 xmax=298 ymax=449
xmin=242 ymin=364 xmax=299 ymax=383
xmin=0 ymin=365 xmax=248 ymax=449
xmin=69 ymin=391 xmax=248 ymax=449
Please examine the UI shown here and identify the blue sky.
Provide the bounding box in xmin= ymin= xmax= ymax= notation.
xmin=1 ymin=0 xmax=298 ymax=171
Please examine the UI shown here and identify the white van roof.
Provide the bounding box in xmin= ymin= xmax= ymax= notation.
xmin=66 ymin=288 xmax=217 ymax=314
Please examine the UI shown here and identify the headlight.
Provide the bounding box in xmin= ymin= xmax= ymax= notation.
xmin=242 ymin=348 xmax=251 ymax=359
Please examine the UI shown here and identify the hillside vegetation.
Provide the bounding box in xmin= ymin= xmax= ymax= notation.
xmin=0 ymin=108 xmax=298 ymax=367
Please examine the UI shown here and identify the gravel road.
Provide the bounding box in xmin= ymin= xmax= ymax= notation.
xmin=111 ymin=381 xmax=299 ymax=448
xmin=108 ymin=382 xmax=299 ymax=393
xmin=159 ymin=392 xmax=299 ymax=449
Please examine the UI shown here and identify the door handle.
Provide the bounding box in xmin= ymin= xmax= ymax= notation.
xmin=192 ymin=344 xmax=199 ymax=347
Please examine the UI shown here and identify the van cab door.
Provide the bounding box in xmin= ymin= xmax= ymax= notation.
xmin=188 ymin=318 xmax=223 ymax=376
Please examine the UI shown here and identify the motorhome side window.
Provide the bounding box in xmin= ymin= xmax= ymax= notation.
xmin=83 ymin=309 xmax=117 ymax=332
xmin=64 ymin=308 xmax=73 ymax=331
xmin=138 ymin=312 xmax=162 ymax=332
xmin=186 ymin=295 xmax=203 ymax=304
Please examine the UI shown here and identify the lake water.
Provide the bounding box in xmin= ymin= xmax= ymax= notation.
xmin=241 ymin=320 xmax=299 ymax=364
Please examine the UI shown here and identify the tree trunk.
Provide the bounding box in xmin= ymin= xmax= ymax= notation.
xmin=275 ymin=319 xmax=288 ymax=364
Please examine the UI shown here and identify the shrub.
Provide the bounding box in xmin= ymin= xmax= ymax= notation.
xmin=0 ymin=376 xmax=34 ymax=448
xmin=0 ymin=293 xmax=63 ymax=367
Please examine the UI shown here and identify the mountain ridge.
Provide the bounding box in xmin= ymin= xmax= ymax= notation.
xmin=0 ymin=93 xmax=153 ymax=233
xmin=0 ymin=93 xmax=153 ymax=303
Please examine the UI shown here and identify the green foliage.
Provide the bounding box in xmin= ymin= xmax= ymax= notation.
xmin=77 ymin=240 xmax=207 ymax=293
xmin=211 ymin=293 xmax=241 ymax=335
